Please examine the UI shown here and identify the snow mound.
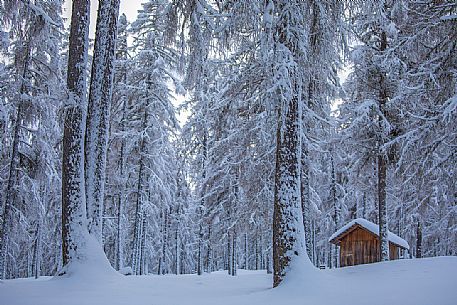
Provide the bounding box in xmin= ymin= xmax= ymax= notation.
xmin=56 ymin=233 xmax=120 ymax=281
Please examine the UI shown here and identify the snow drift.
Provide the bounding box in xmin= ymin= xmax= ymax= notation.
xmin=0 ymin=256 xmax=455 ymax=305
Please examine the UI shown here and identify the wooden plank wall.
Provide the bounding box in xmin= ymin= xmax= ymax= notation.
xmin=339 ymin=226 xmax=400 ymax=267
xmin=390 ymin=244 xmax=399 ymax=260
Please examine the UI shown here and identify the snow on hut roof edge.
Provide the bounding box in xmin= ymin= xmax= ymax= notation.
xmin=328 ymin=218 xmax=410 ymax=250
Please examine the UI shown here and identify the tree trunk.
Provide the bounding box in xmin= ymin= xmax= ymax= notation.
xmin=362 ymin=192 xmax=367 ymax=218
xmin=301 ymin=141 xmax=313 ymax=262
xmin=314 ymin=220 xmax=318 ymax=266
xmin=244 ymin=233 xmax=248 ymax=269
xmin=259 ymin=231 xmax=264 ymax=269
xmin=272 ymin=89 xmax=304 ymax=286
xmin=33 ymin=222 xmax=41 ymax=279
xmin=231 ymin=230 xmax=237 ymax=276
xmin=227 ymin=230 xmax=231 ymax=275
xmin=61 ymin=0 xmax=91 ymax=267
xmin=331 ymin=156 xmax=339 ymax=268
xmin=132 ymin=109 xmax=148 ymax=274
xmin=378 ymin=30 xmax=389 ymax=262
xmin=272 ymin=3 xmax=308 ymax=284
xmin=139 ymin=211 xmax=147 ymax=275
xmin=266 ymin=247 xmax=272 ymax=274
xmin=85 ymin=0 xmax=120 ymax=241
xmin=255 ymin=233 xmax=259 ymax=270
xmin=205 ymin=225 xmax=212 ymax=272
xmin=115 ymin=193 xmax=123 ymax=270
xmin=114 ymin=11 xmax=128 ymax=272
xmin=0 ymin=102 xmax=23 ymax=279
xmin=377 ymin=152 xmax=389 ymax=261
xmin=416 ymin=221 xmax=422 ymax=258
xmin=196 ymin=207 xmax=203 ymax=275
xmin=174 ymin=212 xmax=179 ymax=274
xmin=161 ymin=209 xmax=168 ymax=274
xmin=0 ymin=30 xmax=34 ymax=279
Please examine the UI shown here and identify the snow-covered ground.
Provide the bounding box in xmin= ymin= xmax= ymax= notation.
xmin=1 ymin=256 xmax=456 ymax=305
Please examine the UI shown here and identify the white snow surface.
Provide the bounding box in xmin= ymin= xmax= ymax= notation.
xmin=1 ymin=256 xmax=456 ymax=305
xmin=329 ymin=218 xmax=410 ymax=249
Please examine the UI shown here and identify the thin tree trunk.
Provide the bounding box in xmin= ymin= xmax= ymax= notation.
xmin=196 ymin=207 xmax=203 ymax=275
xmin=266 ymin=247 xmax=272 ymax=274
xmin=259 ymin=231 xmax=264 ymax=269
xmin=378 ymin=153 xmax=388 ymax=261
xmin=244 ymin=233 xmax=248 ymax=269
xmin=180 ymin=238 xmax=186 ymax=274
xmin=139 ymin=211 xmax=147 ymax=275
xmin=331 ymin=156 xmax=339 ymax=268
xmin=416 ymin=221 xmax=422 ymax=258
xmin=301 ymin=141 xmax=312 ymax=261
xmin=378 ymin=30 xmax=389 ymax=262
xmin=161 ymin=209 xmax=168 ymax=274
xmin=362 ymin=192 xmax=367 ymax=219
xmin=312 ymin=219 xmax=316 ymax=266
xmin=116 ymin=193 xmax=122 ymax=270
xmin=231 ymin=230 xmax=237 ymax=276
xmin=255 ymin=233 xmax=259 ymax=270
xmin=197 ymin=123 xmax=208 ymax=276
xmin=174 ymin=211 xmax=179 ymax=274
xmin=33 ymin=222 xmax=41 ymax=279
xmin=205 ymin=225 xmax=212 ymax=272
xmin=114 ymin=10 xmax=128 ymax=272
xmin=227 ymin=230 xmax=231 ymax=275
xmin=132 ymin=109 xmax=148 ymax=274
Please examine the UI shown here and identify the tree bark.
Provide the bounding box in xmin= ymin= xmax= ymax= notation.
xmin=161 ymin=209 xmax=168 ymax=274
xmin=273 ymin=92 xmax=303 ymax=287
xmin=33 ymin=222 xmax=41 ymax=279
xmin=115 ymin=192 xmax=123 ymax=270
xmin=174 ymin=209 xmax=179 ymax=274
xmin=0 ymin=103 xmax=23 ymax=279
xmin=331 ymin=156 xmax=339 ymax=268
xmin=378 ymin=30 xmax=389 ymax=262
xmin=231 ymin=230 xmax=237 ymax=276
xmin=244 ymin=233 xmax=248 ymax=269
xmin=197 ymin=216 xmax=203 ymax=275
xmin=139 ymin=211 xmax=147 ymax=275
xmin=61 ymin=0 xmax=91 ymax=267
xmin=416 ymin=221 xmax=422 ymax=258
xmin=272 ymin=0 xmax=308 ymax=287
xmin=205 ymin=225 xmax=212 ymax=272
xmin=85 ymin=0 xmax=120 ymax=241
xmin=301 ymin=141 xmax=313 ymax=261
xmin=132 ymin=109 xmax=147 ymax=274
xmin=0 ymin=31 xmax=34 ymax=279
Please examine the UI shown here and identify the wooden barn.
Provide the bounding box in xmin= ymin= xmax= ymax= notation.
xmin=329 ymin=218 xmax=409 ymax=267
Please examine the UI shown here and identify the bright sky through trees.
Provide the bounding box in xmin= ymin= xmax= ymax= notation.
xmin=64 ymin=0 xmax=142 ymax=37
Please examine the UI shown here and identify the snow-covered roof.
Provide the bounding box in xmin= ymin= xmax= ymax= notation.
xmin=328 ymin=218 xmax=409 ymax=250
